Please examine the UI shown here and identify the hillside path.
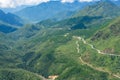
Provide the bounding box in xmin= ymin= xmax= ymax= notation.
xmin=74 ymin=36 xmax=120 ymax=79
xmin=74 ymin=36 xmax=120 ymax=57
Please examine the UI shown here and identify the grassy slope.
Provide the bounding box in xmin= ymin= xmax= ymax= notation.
xmin=18 ymin=36 xmax=116 ymax=80
xmin=0 ymin=15 xmax=116 ymax=79
xmin=0 ymin=4 xmax=120 ymax=79
xmin=0 ymin=24 xmax=119 ymax=80
xmin=12 ymin=20 xmax=119 ymax=79
xmin=73 ymin=1 xmax=120 ymax=19
xmin=0 ymin=68 xmax=42 ymax=80
xmin=90 ymin=17 xmax=120 ymax=54
xmin=78 ymin=18 xmax=120 ymax=77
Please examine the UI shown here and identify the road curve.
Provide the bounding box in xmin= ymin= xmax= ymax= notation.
xmin=74 ymin=36 xmax=120 ymax=79
xmin=74 ymin=36 xmax=120 ymax=57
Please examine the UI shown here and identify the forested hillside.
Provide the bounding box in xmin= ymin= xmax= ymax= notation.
xmin=0 ymin=0 xmax=120 ymax=80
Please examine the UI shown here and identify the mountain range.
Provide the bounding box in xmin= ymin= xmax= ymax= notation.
xmin=15 ymin=0 xmax=120 ymax=22
xmin=0 ymin=10 xmax=23 ymax=26
xmin=73 ymin=0 xmax=120 ymax=18
xmin=0 ymin=10 xmax=23 ymax=33
xmin=15 ymin=1 xmax=95 ymax=22
xmin=0 ymin=0 xmax=120 ymax=80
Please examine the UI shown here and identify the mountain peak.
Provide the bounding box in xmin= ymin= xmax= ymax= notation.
xmin=97 ymin=0 xmax=117 ymax=6
xmin=15 ymin=1 xmax=93 ymax=22
xmin=73 ymin=0 xmax=120 ymax=18
xmin=0 ymin=9 xmax=5 ymax=15
xmin=0 ymin=9 xmax=23 ymax=27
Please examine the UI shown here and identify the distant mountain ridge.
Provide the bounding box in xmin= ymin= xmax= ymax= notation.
xmin=0 ymin=10 xmax=23 ymax=26
xmin=15 ymin=1 xmax=94 ymax=22
xmin=73 ymin=0 xmax=120 ymax=18
xmin=0 ymin=9 xmax=23 ymax=33
xmin=0 ymin=0 xmax=120 ymax=80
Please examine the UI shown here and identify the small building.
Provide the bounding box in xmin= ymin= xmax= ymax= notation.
xmin=48 ymin=75 xmax=58 ymax=80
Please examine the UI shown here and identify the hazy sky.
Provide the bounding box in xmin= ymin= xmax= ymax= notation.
xmin=0 ymin=0 xmax=116 ymax=8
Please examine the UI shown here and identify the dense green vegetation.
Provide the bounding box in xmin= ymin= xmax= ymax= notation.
xmin=91 ymin=17 xmax=120 ymax=54
xmin=79 ymin=17 xmax=120 ymax=76
xmin=0 ymin=1 xmax=120 ymax=80
xmin=0 ymin=69 xmax=42 ymax=80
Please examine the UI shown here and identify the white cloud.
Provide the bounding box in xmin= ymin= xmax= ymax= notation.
xmin=61 ymin=0 xmax=74 ymax=3
xmin=79 ymin=0 xmax=93 ymax=2
xmin=61 ymin=0 xmax=100 ymax=3
xmin=0 ymin=0 xmax=15 ymax=8
xmin=0 ymin=0 xmax=116 ymax=8
xmin=0 ymin=0 xmax=50 ymax=8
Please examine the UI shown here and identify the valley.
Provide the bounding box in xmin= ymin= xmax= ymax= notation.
xmin=0 ymin=0 xmax=120 ymax=80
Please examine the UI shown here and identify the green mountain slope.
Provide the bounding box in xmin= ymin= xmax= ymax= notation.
xmin=73 ymin=1 xmax=120 ymax=19
xmin=11 ymin=15 xmax=108 ymax=41
xmin=0 ymin=1 xmax=120 ymax=80
xmin=0 ymin=17 xmax=119 ymax=80
xmin=0 ymin=22 xmax=17 ymax=33
xmin=0 ymin=68 xmax=42 ymax=80
xmin=91 ymin=17 xmax=120 ymax=55
xmin=13 ymin=33 xmax=117 ymax=80
xmin=5 ymin=17 xmax=118 ymax=80
xmin=77 ymin=17 xmax=120 ymax=79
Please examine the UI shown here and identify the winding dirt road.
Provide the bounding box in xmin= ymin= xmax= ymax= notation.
xmin=76 ymin=41 xmax=80 ymax=53
xmin=74 ymin=36 xmax=120 ymax=57
xmin=79 ymin=56 xmax=120 ymax=79
xmin=74 ymin=36 xmax=120 ymax=79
